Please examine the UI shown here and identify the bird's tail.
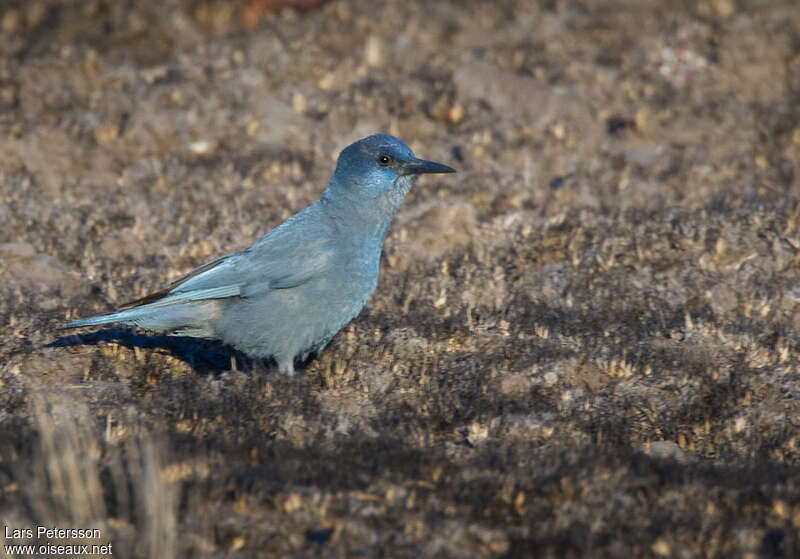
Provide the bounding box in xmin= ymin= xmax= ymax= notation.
xmin=62 ymin=308 xmax=145 ymax=329
xmin=62 ymin=300 xmax=221 ymax=338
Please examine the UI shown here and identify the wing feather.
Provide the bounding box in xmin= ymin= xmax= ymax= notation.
xmin=121 ymin=203 xmax=334 ymax=310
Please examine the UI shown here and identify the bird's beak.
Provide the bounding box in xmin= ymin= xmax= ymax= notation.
xmin=399 ymin=157 xmax=456 ymax=176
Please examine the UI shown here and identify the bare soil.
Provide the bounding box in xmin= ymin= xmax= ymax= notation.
xmin=1 ymin=0 xmax=799 ymax=557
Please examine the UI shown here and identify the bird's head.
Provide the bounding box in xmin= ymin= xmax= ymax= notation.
xmin=329 ymin=134 xmax=455 ymax=202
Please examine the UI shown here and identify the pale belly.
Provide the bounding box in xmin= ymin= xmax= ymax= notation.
xmin=212 ymin=270 xmax=376 ymax=362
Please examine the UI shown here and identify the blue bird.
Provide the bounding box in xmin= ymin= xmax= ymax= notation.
xmin=63 ymin=134 xmax=455 ymax=375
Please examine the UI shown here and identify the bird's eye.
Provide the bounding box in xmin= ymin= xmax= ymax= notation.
xmin=377 ymin=154 xmax=392 ymax=166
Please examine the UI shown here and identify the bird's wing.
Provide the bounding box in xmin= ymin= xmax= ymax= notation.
xmin=121 ymin=209 xmax=335 ymax=308
xmin=119 ymin=253 xmax=233 ymax=308
xmin=118 ymin=253 xmax=243 ymax=309
xmin=234 ymin=205 xmax=336 ymax=294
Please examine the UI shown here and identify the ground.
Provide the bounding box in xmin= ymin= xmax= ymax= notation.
xmin=1 ymin=0 xmax=799 ymax=557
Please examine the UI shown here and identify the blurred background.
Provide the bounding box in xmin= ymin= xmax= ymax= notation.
xmin=1 ymin=0 xmax=799 ymax=557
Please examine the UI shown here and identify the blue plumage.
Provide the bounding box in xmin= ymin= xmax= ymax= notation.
xmin=63 ymin=134 xmax=455 ymax=375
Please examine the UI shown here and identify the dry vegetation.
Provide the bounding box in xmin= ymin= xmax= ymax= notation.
xmin=1 ymin=0 xmax=799 ymax=557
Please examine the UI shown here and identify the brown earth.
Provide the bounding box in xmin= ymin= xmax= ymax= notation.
xmin=1 ymin=0 xmax=800 ymax=557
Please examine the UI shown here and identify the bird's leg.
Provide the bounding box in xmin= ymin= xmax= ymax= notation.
xmin=278 ymin=356 xmax=296 ymax=376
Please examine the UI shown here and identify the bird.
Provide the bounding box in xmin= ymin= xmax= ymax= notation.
xmin=62 ymin=134 xmax=456 ymax=375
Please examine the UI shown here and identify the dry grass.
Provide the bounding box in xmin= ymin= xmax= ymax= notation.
xmin=11 ymin=388 xmax=179 ymax=558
